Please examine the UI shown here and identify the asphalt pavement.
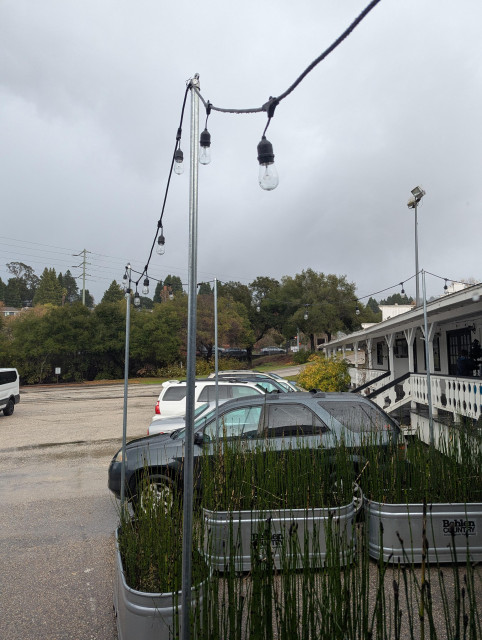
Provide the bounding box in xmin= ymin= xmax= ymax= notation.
xmin=0 ymin=383 xmax=155 ymax=640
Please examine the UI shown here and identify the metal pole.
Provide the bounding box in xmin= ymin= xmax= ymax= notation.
xmin=181 ymin=74 xmax=200 ymax=640
xmin=415 ymin=202 xmax=420 ymax=307
xmin=120 ymin=263 xmax=131 ymax=507
xmin=422 ymin=270 xmax=434 ymax=446
xmin=214 ymin=277 xmax=220 ymax=439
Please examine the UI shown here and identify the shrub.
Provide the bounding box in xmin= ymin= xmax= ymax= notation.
xmin=292 ymin=350 xmax=312 ymax=364
xmin=297 ymin=354 xmax=351 ymax=392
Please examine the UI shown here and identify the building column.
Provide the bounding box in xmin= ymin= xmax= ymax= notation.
xmin=385 ymin=333 xmax=395 ymax=380
xmin=354 ymin=341 xmax=359 ymax=368
xmin=404 ymin=328 xmax=416 ymax=373
xmin=367 ymin=338 xmax=373 ymax=370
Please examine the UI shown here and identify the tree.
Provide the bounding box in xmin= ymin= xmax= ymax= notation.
xmin=379 ymin=293 xmax=413 ymax=305
xmin=58 ymin=270 xmax=79 ymax=304
xmin=33 ymin=268 xmax=63 ymax=306
xmin=0 ymin=277 xmax=6 ymax=302
xmin=198 ymin=282 xmax=212 ymax=295
xmin=279 ymin=270 xmax=358 ymax=351
xmin=196 ymin=294 xmax=254 ymax=359
xmin=4 ymin=262 xmax=39 ymax=307
xmin=163 ymin=275 xmax=183 ymax=295
xmin=367 ymin=297 xmax=380 ymax=314
xmin=84 ymin=289 xmax=94 ymax=307
xmin=102 ymin=281 xmax=125 ymax=303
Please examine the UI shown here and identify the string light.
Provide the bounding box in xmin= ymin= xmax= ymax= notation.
xmin=400 ymin=282 xmax=405 ymax=295
xmin=156 ymin=228 xmax=166 ymax=255
xmin=173 ymin=148 xmax=184 ymax=175
xmin=133 ymin=289 xmax=140 ymax=307
xmin=199 ymin=102 xmax=212 ymax=165
xmin=142 ymin=277 xmax=150 ymax=295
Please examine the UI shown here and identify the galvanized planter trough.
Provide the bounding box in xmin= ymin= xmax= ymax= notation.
xmin=113 ymin=529 xmax=208 ymax=640
xmin=203 ymin=503 xmax=356 ymax=572
xmin=366 ymin=500 xmax=482 ymax=564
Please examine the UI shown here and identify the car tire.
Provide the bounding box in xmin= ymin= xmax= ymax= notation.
xmin=134 ymin=474 xmax=176 ymax=513
xmin=3 ymin=399 xmax=14 ymax=416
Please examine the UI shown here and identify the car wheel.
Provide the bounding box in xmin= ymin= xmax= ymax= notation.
xmin=135 ymin=474 xmax=175 ymax=513
xmin=3 ymin=399 xmax=14 ymax=416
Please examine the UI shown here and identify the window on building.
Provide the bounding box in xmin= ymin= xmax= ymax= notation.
xmin=376 ymin=342 xmax=384 ymax=365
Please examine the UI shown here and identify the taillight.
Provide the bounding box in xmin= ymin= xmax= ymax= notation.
xmin=155 ymin=401 xmax=160 ymax=415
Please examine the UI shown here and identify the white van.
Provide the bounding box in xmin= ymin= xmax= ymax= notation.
xmin=0 ymin=368 xmax=20 ymax=416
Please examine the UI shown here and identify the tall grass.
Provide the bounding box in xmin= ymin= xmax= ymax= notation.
xmin=361 ymin=428 xmax=482 ymax=503
xmin=115 ymin=430 xmax=481 ymax=639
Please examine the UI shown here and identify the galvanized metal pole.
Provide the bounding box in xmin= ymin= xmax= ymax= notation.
xmin=214 ymin=277 xmax=220 ymax=439
xmin=422 ymin=270 xmax=434 ymax=446
xmin=415 ymin=202 xmax=420 ymax=306
xmin=120 ymin=263 xmax=131 ymax=507
xmin=181 ymin=74 xmax=200 ymax=640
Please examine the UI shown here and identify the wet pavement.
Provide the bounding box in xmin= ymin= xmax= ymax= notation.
xmin=0 ymin=383 xmax=157 ymax=640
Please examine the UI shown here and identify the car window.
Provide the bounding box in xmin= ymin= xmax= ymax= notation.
xmin=205 ymin=406 xmax=262 ymax=440
xmin=163 ymin=387 xmax=187 ymax=401
xmin=198 ymin=385 xmax=231 ymax=402
xmin=319 ymin=401 xmax=395 ymax=432
xmin=231 ymin=385 xmax=261 ymax=398
xmin=255 ymin=380 xmax=279 ymax=393
xmin=265 ymin=404 xmax=329 ymax=437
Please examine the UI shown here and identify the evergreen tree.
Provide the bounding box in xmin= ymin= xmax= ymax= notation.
xmin=198 ymin=282 xmax=212 ymax=295
xmin=102 ymin=281 xmax=125 ymax=303
xmin=0 ymin=277 xmax=6 ymax=302
xmin=379 ymin=293 xmax=414 ymax=305
xmin=58 ymin=270 xmax=80 ymax=303
xmin=153 ymin=280 xmax=164 ymax=302
xmin=163 ymin=275 xmax=183 ymax=294
xmin=367 ymin=297 xmax=381 ymax=314
xmin=33 ymin=268 xmax=63 ymax=306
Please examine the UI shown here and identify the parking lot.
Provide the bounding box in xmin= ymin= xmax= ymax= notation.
xmin=0 ymin=382 xmax=156 ymax=640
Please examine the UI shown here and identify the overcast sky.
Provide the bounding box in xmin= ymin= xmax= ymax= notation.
xmin=1 ymin=0 xmax=481 ymax=305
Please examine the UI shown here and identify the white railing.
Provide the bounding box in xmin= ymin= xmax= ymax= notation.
xmin=348 ymin=367 xmax=387 ymax=389
xmin=350 ymin=366 xmax=482 ymax=422
xmin=411 ymin=373 xmax=482 ymax=421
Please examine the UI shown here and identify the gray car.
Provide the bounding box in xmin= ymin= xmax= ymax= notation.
xmin=108 ymin=392 xmax=400 ymax=505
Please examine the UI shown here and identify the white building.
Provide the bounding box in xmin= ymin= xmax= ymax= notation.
xmin=323 ymin=283 xmax=482 ymax=443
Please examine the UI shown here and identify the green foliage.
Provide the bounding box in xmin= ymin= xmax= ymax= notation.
xmin=33 ymin=268 xmax=63 ymax=306
xmin=58 ymin=270 xmax=79 ymax=303
xmin=297 ymin=354 xmax=351 ymax=391
xmin=101 ymin=280 xmax=125 ymax=303
xmin=379 ymin=293 xmax=414 ymax=305
xmin=292 ymin=349 xmax=311 ymax=364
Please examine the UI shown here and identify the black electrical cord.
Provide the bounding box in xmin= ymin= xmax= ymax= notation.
xmin=195 ymin=0 xmax=383 ymax=116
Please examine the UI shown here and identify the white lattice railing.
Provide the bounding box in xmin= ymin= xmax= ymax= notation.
xmin=350 ymin=367 xmax=482 ymax=421
xmin=411 ymin=373 xmax=482 ymax=421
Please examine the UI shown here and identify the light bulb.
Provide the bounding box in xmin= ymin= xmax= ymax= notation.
xmin=134 ymin=292 xmax=140 ymax=307
xmin=304 ymin=311 xmax=308 ymax=321
xmin=257 ymin=136 xmax=279 ymax=191
xmin=122 ymin=275 xmax=128 ymax=291
xmin=174 ymin=149 xmax=184 ymax=175
xmin=256 ymin=305 xmax=261 ymax=313
xmin=156 ymin=233 xmax=165 ymax=255
xmin=199 ymin=129 xmax=211 ymax=165
xmin=142 ymin=278 xmax=149 ymax=295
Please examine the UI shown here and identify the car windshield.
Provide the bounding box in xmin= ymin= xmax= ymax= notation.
xmin=171 ymin=406 xmax=218 ymax=440
xmin=320 ymin=401 xmax=395 ymax=432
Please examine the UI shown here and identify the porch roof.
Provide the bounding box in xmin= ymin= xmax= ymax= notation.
xmin=325 ymin=283 xmax=482 ymax=348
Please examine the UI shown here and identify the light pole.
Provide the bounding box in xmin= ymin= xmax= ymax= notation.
xmin=120 ymin=263 xmax=131 ymax=508
xmin=181 ymin=74 xmax=200 ymax=640
xmin=407 ymin=185 xmax=426 ymax=306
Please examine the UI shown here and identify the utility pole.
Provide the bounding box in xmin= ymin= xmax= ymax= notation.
xmin=72 ymin=249 xmax=91 ymax=305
